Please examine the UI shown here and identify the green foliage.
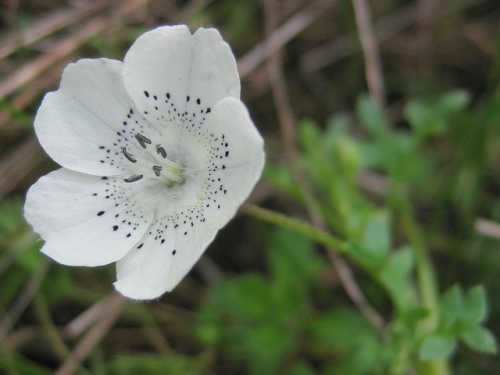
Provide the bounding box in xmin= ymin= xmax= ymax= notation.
xmin=106 ymin=355 xmax=204 ymax=375
xmin=422 ymin=285 xmax=498 ymax=359
xmin=196 ymin=228 xmax=322 ymax=375
xmin=261 ymin=90 xmax=499 ymax=373
xmin=419 ymin=335 xmax=457 ymax=361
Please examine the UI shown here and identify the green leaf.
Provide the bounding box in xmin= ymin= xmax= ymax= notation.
xmin=461 ymin=285 xmax=487 ymax=324
xmin=246 ymin=323 xmax=293 ymax=375
xmin=299 ymin=119 xmax=322 ymax=152
xmin=438 ymin=90 xmax=470 ymax=114
xmin=378 ymin=246 xmax=414 ymax=311
xmin=211 ymin=274 xmax=270 ymax=319
xmin=439 ymin=285 xmax=463 ymax=327
xmin=461 ymin=326 xmax=497 ymax=354
xmin=362 ymin=212 xmax=390 ymax=264
xmin=347 ymin=242 xmax=382 ymax=270
xmin=263 ymin=164 xmax=302 ymax=200
xmin=106 ymin=354 xmax=202 ymax=375
xmin=404 ymin=90 xmax=469 ymax=138
xmin=381 ymin=132 xmax=425 ymax=183
xmin=309 ymin=308 xmax=376 ymax=350
xmin=419 ymin=335 xmax=457 ymax=360
xmin=405 ymin=100 xmax=443 ymax=136
xmin=289 ymin=361 xmax=316 ymax=375
xmin=356 ymin=95 xmax=386 ymax=137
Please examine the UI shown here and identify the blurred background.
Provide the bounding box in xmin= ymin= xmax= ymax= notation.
xmin=1 ymin=0 xmax=500 ymax=374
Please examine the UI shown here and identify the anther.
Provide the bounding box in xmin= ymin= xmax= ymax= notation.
xmin=124 ymin=174 xmax=143 ymax=183
xmin=122 ymin=147 xmax=137 ymax=163
xmin=156 ymin=145 xmax=167 ymax=158
xmin=135 ymin=133 xmax=152 ymax=149
xmin=153 ymin=165 xmax=162 ymax=177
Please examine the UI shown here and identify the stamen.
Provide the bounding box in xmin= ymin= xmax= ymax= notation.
xmin=122 ymin=147 xmax=137 ymax=163
xmin=153 ymin=165 xmax=162 ymax=177
xmin=135 ymin=133 xmax=152 ymax=149
xmin=156 ymin=145 xmax=167 ymax=158
xmin=124 ymin=174 xmax=143 ymax=183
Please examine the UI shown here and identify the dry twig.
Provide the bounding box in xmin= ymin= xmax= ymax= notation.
xmin=351 ymin=0 xmax=385 ymax=108
xmin=0 ymin=1 xmax=110 ymax=61
xmin=0 ymin=260 xmax=50 ymax=343
xmin=238 ymin=2 xmax=324 ymax=78
xmin=56 ymin=293 xmax=126 ymax=375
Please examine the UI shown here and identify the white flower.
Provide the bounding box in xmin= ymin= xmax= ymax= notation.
xmin=24 ymin=25 xmax=265 ymax=300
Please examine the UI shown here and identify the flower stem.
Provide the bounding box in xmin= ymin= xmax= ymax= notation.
xmin=397 ymin=197 xmax=450 ymax=375
xmin=241 ymin=203 xmax=350 ymax=255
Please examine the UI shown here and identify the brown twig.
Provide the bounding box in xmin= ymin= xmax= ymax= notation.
xmin=0 ymin=259 xmax=50 ymax=343
xmin=0 ymin=62 xmax=66 ymax=128
xmin=351 ymin=0 xmax=385 ymax=108
xmin=0 ymin=17 xmax=108 ymax=99
xmin=238 ymin=3 xmax=324 ymax=79
xmin=263 ymin=0 xmax=384 ymax=332
xmin=302 ymin=0 xmax=484 ymax=73
xmin=301 ymin=2 xmax=417 ymax=73
xmin=64 ymin=297 xmax=112 ymax=339
xmin=0 ymin=138 xmax=43 ymax=201
xmin=56 ymin=293 xmax=126 ymax=375
xmin=0 ymin=1 xmax=110 ymax=61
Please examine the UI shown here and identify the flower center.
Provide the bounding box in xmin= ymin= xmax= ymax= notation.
xmin=121 ymin=133 xmax=186 ymax=187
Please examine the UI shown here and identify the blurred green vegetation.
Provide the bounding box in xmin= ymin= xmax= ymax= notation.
xmin=1 ymin=0 xmax=500 ymax=374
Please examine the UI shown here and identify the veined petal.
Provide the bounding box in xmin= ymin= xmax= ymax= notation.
xmin=25 ymin=168 xmax=156 ymax=266
xmin=200 ymin=97 xmax=265 ymax=227
xmin=114 ymin=202 xmax=219 ymax=299
xmin=34 ymin=58 xmax=160 ymax=176
xmin=122 ymin=26 xmax=240 ymax=133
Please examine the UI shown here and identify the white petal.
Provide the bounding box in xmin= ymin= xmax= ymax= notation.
xmin=114 ymin=203 xmax=220 ymax=300
xmin=122 ymin=25 xmax=240 ymax=132
xmin=24 ymin=168 xmax=156 ymax=266
xmin=34 ymin=58 xmax=159 ymax=176
xmin=200 ymin=97 xmax=265 ymax=227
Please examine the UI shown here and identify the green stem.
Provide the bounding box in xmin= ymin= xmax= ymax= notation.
xmin=397 ymin=197 xmax=450 ymax=375
xmin=241 ymin=203 xmax=349 ymax=255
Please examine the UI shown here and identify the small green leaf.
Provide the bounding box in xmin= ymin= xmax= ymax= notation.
xmin=289 ymin=361 xmax=316 ymax=375
xmin=461 ymin=326 xmax=497 ymax=354
xmin=378 ymin=246 xmax=414 ymax=311
xmin=419 ymin=335 xmax=457 ymax=361
xmin=461 ymin=285 xmax=487 ymax=324
xmin=309 ymin=308 xmax=376 ymax=350
xmin=362 ymin=212 xmax=390 ymax=264
xmin=438 ymin=90 xmax=470 ymax=114
xmin=439 ymin=285 xmax=463 ymax=326
xmin=347 ymin=242 xmax=382 ymax=270
xmin=299 ymin=119 xmax=322 ymax=152
xmin=356 ymin=95 xmax=386 ymax=137
xmin=405 ymin=100 xmax=441 ymax=135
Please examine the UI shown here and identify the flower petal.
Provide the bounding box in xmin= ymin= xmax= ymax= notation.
xmin=25 ymin=168 xmax=156 ymax=266
xmin=122 ymin=25 xmax=240 ymax=131
xmin=114 ymin=203 xmax=220 ymax=299
xmin=34 ymin=58 xmax=159 ymax=176
xmin=200 ymin=97 xmax=265 ymax=227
